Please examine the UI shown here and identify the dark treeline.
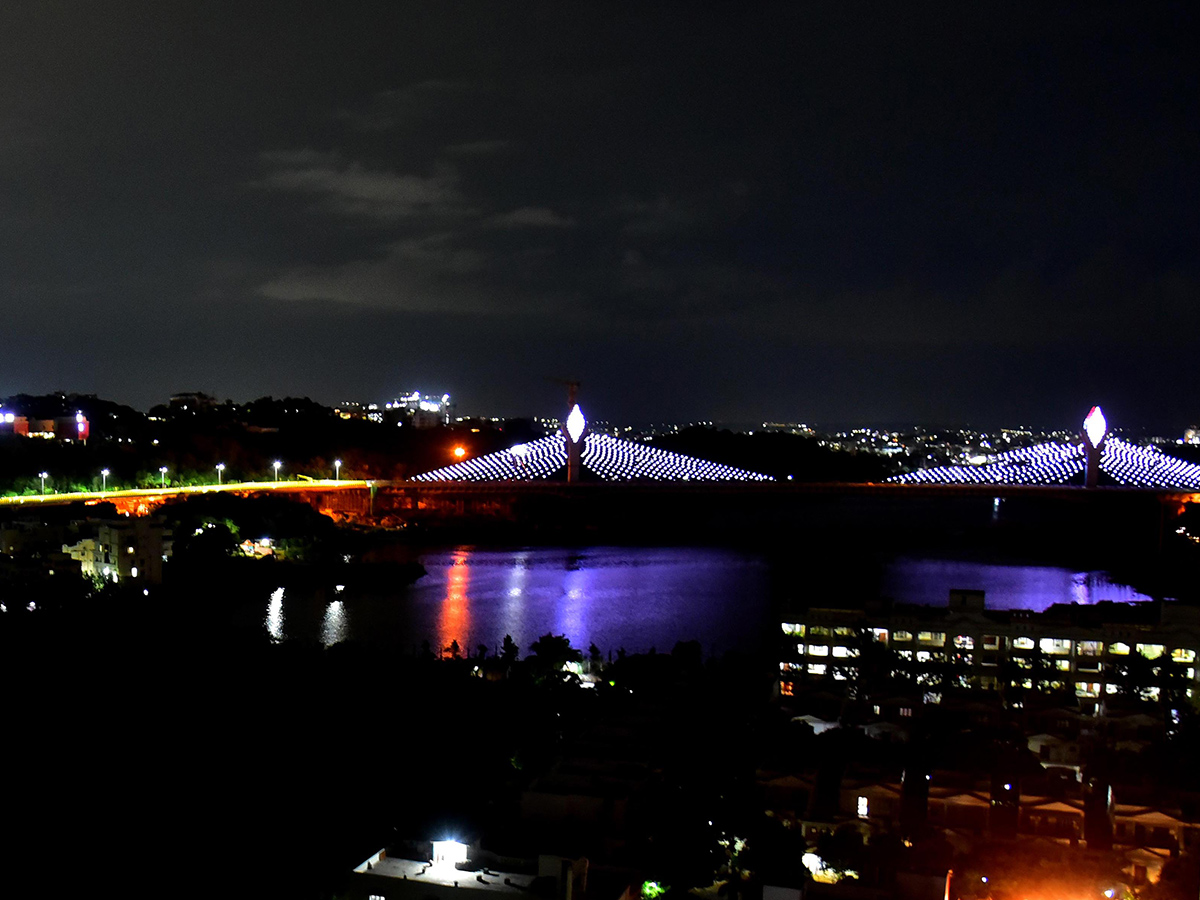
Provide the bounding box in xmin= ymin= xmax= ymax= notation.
xmin=1 ymin=571 xmax=781 ymax=900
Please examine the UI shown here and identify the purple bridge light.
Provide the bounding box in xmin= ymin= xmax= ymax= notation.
xmin=889 ymin=407 xmax=1200 ymax=489
xmin=413 ymin=420 xmax=772 ymax=483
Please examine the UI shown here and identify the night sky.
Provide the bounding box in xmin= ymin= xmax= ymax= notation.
xmin=1 ymin=2 xmax=1195 ymax=430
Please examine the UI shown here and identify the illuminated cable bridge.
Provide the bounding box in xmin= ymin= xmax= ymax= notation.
xmin=414 ymin=404 xmax=773 ymax=483
xmin=889 ymin=407 xmax=1200 ymax=490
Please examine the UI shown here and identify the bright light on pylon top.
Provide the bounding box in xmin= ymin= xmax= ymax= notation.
xmin=1084 ymin=406 xmax=1108 ymax=448
xmin=566 ymin=404 xmax=586 ymax=443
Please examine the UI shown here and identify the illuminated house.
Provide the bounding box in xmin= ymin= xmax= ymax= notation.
xmin=62 ymin=516 xmax=171 ymax=585
xmin=779 ymin=590 xmax=1200 ymax=712
xmin=414 ymin=405 xmax=772 ymax=483
xmin=0 ymin=411 xmax=90 ymax=441
xmin=889 ymin=406 xmax=1200 ymax=489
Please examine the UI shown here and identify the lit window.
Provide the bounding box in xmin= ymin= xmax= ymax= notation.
xmin=832 ymin=646 xmax=857 ymax=658
xmin=808 ymin=645 xmax=829 ymax=657
xmin=834 ymin=626 xmax=855 ymax=637
xmin=1109 ymin=642 xmax=1130 ymax=655
xmin=1172 ymin=648 xmax=1196 ymax=663
xmin=893 ymin=630 xmax=912 ymax=642
xmin=1055 ymin=659 xmax=1071 ymax=671
xmin=795 ymin=643 xmax=806 ymax=655
xmin=953 ymin=635 xmax=974 ymax=650
xmin=807 ymin=663 xmax=827 ymax=675
xmin=897 ymin=649 xmax=913 ymax=660
xmin=1137 ymin=644 xmax=1165 ymax=660
xmin=917 ymin=631 xmax=946 ymax=646
xmin=780 ymin=681 xmax=794 ymax=697
xmin=899 ymin=707 xmax=912 ymax=717
xmin=982 ymin=635 xmax=1000 ymax=650
xmin=809 ymin=626 xmax=831 ymax=637
xmin=871 ymin=628 xmax=888 ymax=643
xmin=1105 ymin=683 xmax=1119 ymax=694
xmin=1013 ymin=636 xmax=1035 ymax=650
xmin=1040 ymin=638 xmax=1071 ymax=655
xmin=857 ymin=796 xmax=869 ymax=819
xmin=916 ymin=650 xmax=932 ymax=663
xmin=782 ymin=623 xmax=805 ymax=636
xmin=1077 ymin=640 xmax=1103 ymax=656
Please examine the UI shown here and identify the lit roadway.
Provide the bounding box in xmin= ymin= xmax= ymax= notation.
xmin=0 ymin=479 xmax=374 ymax=508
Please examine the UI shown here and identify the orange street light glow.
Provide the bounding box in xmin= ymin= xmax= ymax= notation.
xmin=453 ymin=446 xmax=467 ymax=459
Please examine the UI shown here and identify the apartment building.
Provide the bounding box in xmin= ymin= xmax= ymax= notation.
xmin=780 ymin=590 xmax=1200 ymax=712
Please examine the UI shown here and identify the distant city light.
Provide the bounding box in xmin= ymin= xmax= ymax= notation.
xmin=453 ymin=445 xmax=467 ymax=459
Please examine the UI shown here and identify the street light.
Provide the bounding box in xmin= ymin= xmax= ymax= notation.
xmin=159 ymin=466 xmax=168 ymax=488
xmin=273 ymin=460 xmax=282 ymax=482
xmin=101 ymin=468 xmax=110 ymax=493
xmin=39 ymin=472 xmax=48 ymax=494
xmin=334 ymin=459 xmax=342 ymax=481
xmin=216 ymin=463 xmax=225 ymax=485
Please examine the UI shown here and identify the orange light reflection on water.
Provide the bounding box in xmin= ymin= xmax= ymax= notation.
xmin=439 ymin=549 xmax=471 ymax=656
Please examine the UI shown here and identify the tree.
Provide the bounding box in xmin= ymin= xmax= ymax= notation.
xmin=500 ymin=634 xmax=519 ymax=664
xmin=527 ymin=633 xmax=583 ymax=686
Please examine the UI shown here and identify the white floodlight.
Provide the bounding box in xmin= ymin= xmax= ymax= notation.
xmin=1083 ymin=406 xmax=1107 ymax=448
xmin=431 ymin=840 xmax=468 ymax=868
xmin=565 ymin=405 xmax=586 ymax=443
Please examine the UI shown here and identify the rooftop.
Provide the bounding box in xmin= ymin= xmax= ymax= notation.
xmin=355 ymin=854 xmax=538 ymax=894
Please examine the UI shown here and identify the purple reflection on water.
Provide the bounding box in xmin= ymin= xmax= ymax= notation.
xmin=404 ymin=546 xmax=771 ymax=655
xmin=882 ymin=557 xmax=1154 ymax=611
xmin=250 ymin=547 xmax=773 ymax=654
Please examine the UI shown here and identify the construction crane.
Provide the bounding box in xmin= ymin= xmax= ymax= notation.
xmin=547 ymin=376 xmax=580 ymax=411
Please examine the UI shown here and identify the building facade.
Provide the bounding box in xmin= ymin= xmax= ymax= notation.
xmin=780 ymin=591 xmax=1200 ymax=712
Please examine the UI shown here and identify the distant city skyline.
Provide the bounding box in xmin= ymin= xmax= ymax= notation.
xmin=0 ymin=3 xmax=1194 ymax=430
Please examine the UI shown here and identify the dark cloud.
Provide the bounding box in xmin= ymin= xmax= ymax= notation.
xmin=0 ymin=1 xmax=1194 ymax=428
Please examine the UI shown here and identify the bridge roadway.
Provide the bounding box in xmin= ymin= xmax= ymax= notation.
xmin=0 ymin=479 xmax=373 ymax=517
xmin=3 ymin=478 xmax=1196 ymax=518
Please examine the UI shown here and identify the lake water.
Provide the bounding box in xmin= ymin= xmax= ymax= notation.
xmin=253 ymin=546 xmax=1155 ymax=656
xmin=882 ymin=556 xmax=1156 ymax=611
